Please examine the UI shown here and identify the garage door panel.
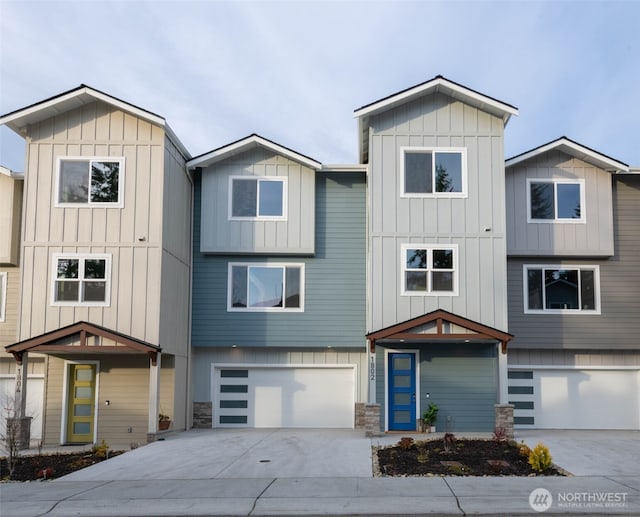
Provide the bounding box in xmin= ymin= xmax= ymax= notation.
xmin=214 ymin=366 xmax=355 ymax=429
xmin=535 ymin=370 xmax=639 ymax=430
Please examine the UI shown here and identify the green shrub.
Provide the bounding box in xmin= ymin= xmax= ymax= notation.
xmin=528 ymin=443 xmax=552 ymax=472
xmin=92 ymin=439 xmax=110 ymax=459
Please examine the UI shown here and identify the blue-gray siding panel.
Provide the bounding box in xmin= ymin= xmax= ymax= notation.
xmin=376 ymin=343 xmax=498 ymax=432
xmin=192 ymin=172 xmax=366 ymax=347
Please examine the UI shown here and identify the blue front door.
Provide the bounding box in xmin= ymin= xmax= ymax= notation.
xmin=388 ymin=353 xmax=416 ymax=431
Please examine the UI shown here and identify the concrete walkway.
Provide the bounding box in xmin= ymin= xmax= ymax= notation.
xmin=1 ymin=429 xmax=639 ymax=516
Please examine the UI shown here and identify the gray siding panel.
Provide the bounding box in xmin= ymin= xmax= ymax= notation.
xmin=192 ymin=172 xmax=366 ymax=347
xmin=507 ymin=175 xmax=640 ymax=350
xmin=506 ymin=152 xmax=614 ymax=256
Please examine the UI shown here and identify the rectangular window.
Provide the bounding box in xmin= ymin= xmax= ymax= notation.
xmin=524 ymin=265 xmax=600 ymax=314
xmin=527 ymin=179 xmax=584 ymax=222
xmin=401 ymin=244 xmax=458 ymax=295
xmin=229 ymin=177 xmax=286 ymax=219
xmin=57 ymin=158 xmax=124 ymax=206
xmin=228 ymin=263 xmax=304 ymax=311
xmin=52 ymin=254 xmax=111 ymax=306
xmin=0 ymin=272 xmax=6 ymax=322
xmin=401 ymin=148 xmax=466 ymax=197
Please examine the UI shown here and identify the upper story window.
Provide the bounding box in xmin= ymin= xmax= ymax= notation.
xmin=401 ymin=147 xmax=467 ymax=198
xmin=401 ymin=244 xmax=458 ymax=296
xmin=57 ymin=157 xmax=124 ymax=207
xmin=52 ymin=254 xmax=111 ymax=306
xmin=0 ymin=272 xmax=6 ymax=322
xmin=229 ymin=177 xmax=286 ymax=220
xmin=524 ymin=265 xmax=600 ymax=314
xmin=228 ymin=263 xmax=303 ymax=312
xmin=527 ymin=179 xmax=584 ymax=222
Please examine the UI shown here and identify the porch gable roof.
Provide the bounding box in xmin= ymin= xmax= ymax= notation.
xmin=5 ymin=321 xmax=161 ymax=365
xmin=366 ymin=309 xmax=513 ymax=353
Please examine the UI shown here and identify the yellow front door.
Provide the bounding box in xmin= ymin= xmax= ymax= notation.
xmin=66 ymin=364 xmax=96 ymax=443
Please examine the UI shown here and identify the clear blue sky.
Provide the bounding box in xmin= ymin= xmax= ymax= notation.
xmin=1 ymin=0 xmax=638 ymax=171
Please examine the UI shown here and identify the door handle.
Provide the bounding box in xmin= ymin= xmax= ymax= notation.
xmin=412 ymin=393 xmax=416 ymax=403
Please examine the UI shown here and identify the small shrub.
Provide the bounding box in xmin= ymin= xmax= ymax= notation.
xmin=397 ymin=437 xmax=414 ymax=450
xmin=416 ymin=451 xmax=429 ymax=463
xmin=528 ymin=443 xmax=553 ymax=473
xmin=518 ymin=442 xmax=532 ymax=457
xmin=492 ymin=426 xmax=508 ymax=442
xmin=443 ymin=432 xmax=456 ymax=453
xmin=92 ymin=439 xmax=110 ymax=459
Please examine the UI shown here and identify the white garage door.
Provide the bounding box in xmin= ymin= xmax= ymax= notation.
xmin=212 ymin=365 xmax=356 ymax=428
xmin=534 ymin=370 xmax=640 ymax=430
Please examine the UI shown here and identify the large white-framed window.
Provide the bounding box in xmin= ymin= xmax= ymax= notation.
xmin=228 ymin=262 xmax=304 ymax=312
xmin=400 ymin=147 xmax=467 ymax=198
xmin=0 ymin=272 xmax=6 ymax=322
xmin=56 ymin=157 xmax=124 ymax=207
xmin=401 ymin=244 xmax=458 ymax=296
xmin=51 ymin=254 xmax=111 ymax=306
xmin=523 ymin=265 xmax=600 ymax=314
xmin=527 ymin=179 xmax=585 ymax=223
xmin=229 ymin=176 xmax=287 ymax=220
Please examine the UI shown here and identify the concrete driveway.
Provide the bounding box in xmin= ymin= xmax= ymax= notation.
xmin=59 ymin=428 xmax=640 ymax=482
xmin=61 ymin=428 xmax=373 ymax=481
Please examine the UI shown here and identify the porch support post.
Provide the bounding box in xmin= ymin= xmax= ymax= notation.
xmin=367 ymin=340 xmax=376 ymax=404
xmin=497 ymin=341 xmax=509 ymax=404
xmin=14 ymin=352 xmax=29 ymax=419
xmin=148 ymin=351 xmax=161 ymax=435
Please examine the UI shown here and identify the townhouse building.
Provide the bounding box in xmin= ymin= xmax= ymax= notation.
xmin=1 ymin=76 xmax=637 ymax=447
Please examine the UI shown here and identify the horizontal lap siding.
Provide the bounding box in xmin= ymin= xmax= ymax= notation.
xmin=192 ymin=172 xmax=366 ymax=347
xmin=507 ymin=175 xmax=640 ymax=350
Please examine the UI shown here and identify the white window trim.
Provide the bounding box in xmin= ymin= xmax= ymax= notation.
xmin=227 ymin=262 xmax=304 ymax=312
xmin=51 ymin=253 xmax=112 ymax=307
xmin=228 ymin=176 xmax=288 ymax=221
xmin=400 ymin=244 xmax=459 ymax=296
xmin=526 ymin=178 xmax=585 ymax=224
xmin=55 ymin=156 xmax=125 ymax=208
xmin=400 ymin=147 xmax=468 ymax=198
xmin=522 ymin=264 xmax=601 ymax=315
xmin=0 ymin=272 xmax=6 ymax=322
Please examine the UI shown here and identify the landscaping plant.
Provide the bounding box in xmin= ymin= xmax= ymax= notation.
xmin=528 ymin=443 xmax=553 ymax=472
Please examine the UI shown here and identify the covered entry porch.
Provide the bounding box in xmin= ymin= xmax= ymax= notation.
xmin=366 ymin=310 xmax=513 ymax=434
xmin=5 ymin=321 xmax=172 ymax=448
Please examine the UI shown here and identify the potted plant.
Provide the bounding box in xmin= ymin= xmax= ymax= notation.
xmin=159 ymin=413 xmax=171 ymax=431
xmin=423 ymin=402 xmax=438 ymax=433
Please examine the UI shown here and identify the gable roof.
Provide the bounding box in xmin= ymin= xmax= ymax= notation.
xmin=187 ymin=133 xmax=322 ymax=170
xmin=0 ymin=84 xmax=191 ymax=159
xmin=354 ymin=75 xmax=519 ymax=163
xmin=366 ymin=309 xmax=513 ymax=353
xmin=505 ymin=136 xmax=629 ymax=172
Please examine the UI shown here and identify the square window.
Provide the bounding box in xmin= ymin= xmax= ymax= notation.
xmin=52 ymin=255 xmax=111 ymax=306
xmin=524 ymin=265 xmax=599 ymax=313
xmin=230 ymin=177 xmax=286 ymax=219
xmin=528 ymin=180 xmax=584 ymax=222
xmin=402 ymin=245 xmax=457 ymax=296
xmin=57 ymin=158 xmax=123 ymax=206
xmin=402 ymin=148 xmax=466 ymax=197
xmin=228 ymin=263 xmax=304 ymax=311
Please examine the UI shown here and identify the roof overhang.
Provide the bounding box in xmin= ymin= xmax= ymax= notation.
xmin=354 ymin=75 xmax=519 ymax=163
xmin=0 ymin=84 xmax=191 ymax=159
xmin=505 ymin=137 xmax=629 ymax=173
xmin=5 ymin=321 xmax=161 ymax=365
xmin=187 ymin=133 xmax=321 ymax=170
xmin=366 ymin=309 xmax=513 ymax=354
xmin=0 ymin=165 xmax=23 ymax=179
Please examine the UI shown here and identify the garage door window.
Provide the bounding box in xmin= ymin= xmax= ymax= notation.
xmin=228 ymin=263 xmax=304 ymax=312
xmin=524 ymin=265 xmax=600 ymax=314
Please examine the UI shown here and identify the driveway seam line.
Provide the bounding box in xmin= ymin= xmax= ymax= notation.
xmin=248 ymin=477 xmax=277 ymax=516
xmin=442 ymin=477 xmax=466 ymax=516
xmin=36 ymin=480 xmax=113 ymax=516
xmin=215 ymin=429 xmax=280 ymax=478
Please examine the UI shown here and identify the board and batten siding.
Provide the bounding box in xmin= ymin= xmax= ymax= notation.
xmin=0 ymin=174 xmax=22 ymax=265
xmin=506 ymin=152 xmax=614 ymax=256
xmin=17 ymin=100 xmax=189 ymax=354
xmin=199 ymin=147 xmax=315 ymax=255
xmin=507 ymin=175 xmax=640 ymax=350
xmin=367 ymin=92 xmax=508 ymax=333
xmin=0 ymin=267 xmax=20 ymax=347
xmin=192 ymin=171 xmax=366 ymax=347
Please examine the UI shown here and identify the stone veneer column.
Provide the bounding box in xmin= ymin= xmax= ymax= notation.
xmin=364 ymin=404 xmax=381 ymax=437
xmin=193 ymin=402 xmax=213 ymax=429
xmin=495 ymin=403 xmax=515 ymax=439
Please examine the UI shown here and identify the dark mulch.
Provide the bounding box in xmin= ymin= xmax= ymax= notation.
xmin=1 ymin=450 xmax=124 ymax=481
xmin=376 ymin=437 xmax=565 ymax=477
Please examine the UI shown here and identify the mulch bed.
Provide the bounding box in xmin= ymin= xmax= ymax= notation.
xmin=1 ymin=450 xmax=124 ymax=481
xmin=376 ymin=437 xmax=565 ymax=477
